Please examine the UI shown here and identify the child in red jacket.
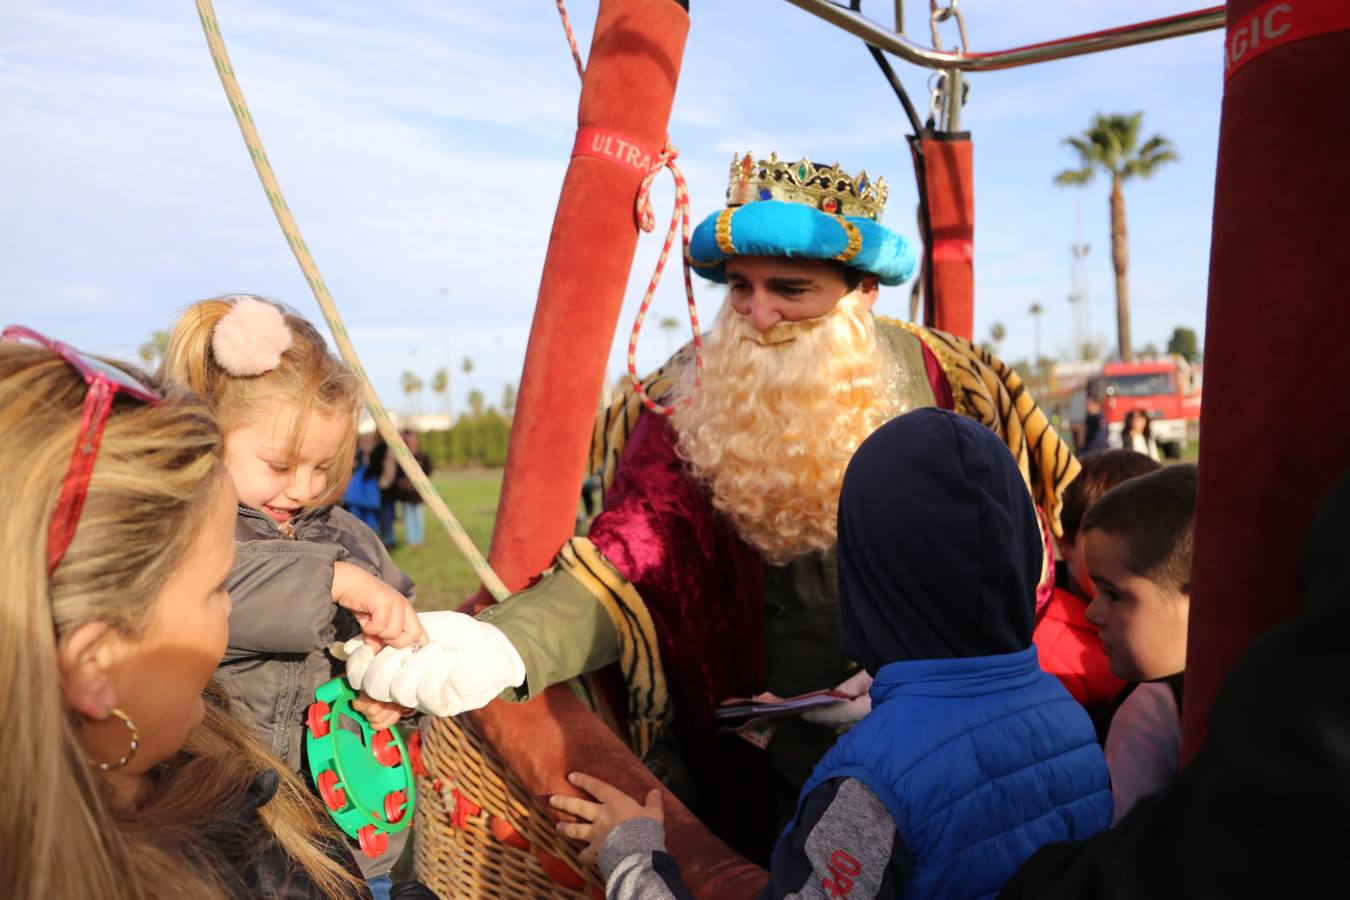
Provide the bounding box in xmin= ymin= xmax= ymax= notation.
xmin=1034 ymin=450 xmax=1160 ymax=730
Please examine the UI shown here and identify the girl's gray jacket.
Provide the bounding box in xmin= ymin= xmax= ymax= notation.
xmin=216 ymin=504 xmax=415 ymax=878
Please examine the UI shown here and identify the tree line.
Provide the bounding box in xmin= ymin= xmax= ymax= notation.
xmin=420 ymin=406 xmax=512 ymax=469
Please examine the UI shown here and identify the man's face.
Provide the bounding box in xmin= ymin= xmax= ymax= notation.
xmin=724 ymin=256 xmax=876 ymax=333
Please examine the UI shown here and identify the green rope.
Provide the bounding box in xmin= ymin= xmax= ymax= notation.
xmin=195 ymin=0 xmax=509 ymax=601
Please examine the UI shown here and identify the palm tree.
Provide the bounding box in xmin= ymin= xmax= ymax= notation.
xmin=460 ymin=356 xmax=475 ymax=390
xmin=400 ymin=370 xmax=424 ymax=415
xmin=1028 ymin=302 xmax=1044 ymax=364
xmin=500 ymin=382 xmax=517 ymax=417
xmin=1055 ymin=112 xmax=1177 ymax=362
xmin=982 ymin=321 xmax=1007 ymax=357
xmin=466 ymin=389 xmax=485 ymax=418
xmin=431 ymin=367 xmax=449 ymax=416
xmin=137 ymin=330 xmax=170 ymax=369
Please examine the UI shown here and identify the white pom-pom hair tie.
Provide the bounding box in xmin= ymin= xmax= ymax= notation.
xmin=212 ymin=297 xmax=293 ymax=376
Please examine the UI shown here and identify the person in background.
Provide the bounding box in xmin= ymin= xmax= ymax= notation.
xmin=551 ymin=410 xmax=1112 ymax=899
xmin=342 ymin=432 xmax=382 ymax=533
xmin=1080 ymin=464 xmax=1198 ymax=823
xmin=1034 ymin=449 xmax=1162 ymax=737
xmin=1079 ymin=395 xmax=1110 ymax=453
xmin=1111 ymin=410 xmax=1160 ymax=461
xmin=366 ymin=437 xmax=400 ymax=549
xmin=392 ymin=430 xmax=432 ymax=549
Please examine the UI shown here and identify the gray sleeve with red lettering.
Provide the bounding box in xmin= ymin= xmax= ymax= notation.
xmin=598 ymin=778 xmax=905 ymax=900
xmin=765 ymin=777 xmax=907 ymax=899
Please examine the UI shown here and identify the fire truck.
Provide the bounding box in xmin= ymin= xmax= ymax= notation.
xmin=1096 ymin=357 xmax=1202 ymax=457
xmin=1045 ymin=356 xmax=1202 ymax=459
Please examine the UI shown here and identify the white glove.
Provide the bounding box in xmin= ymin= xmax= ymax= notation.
xmin=802 ymin=669 xmax=873 ymax=729
xmin=343 ymin=610 xmax=526 ymax=717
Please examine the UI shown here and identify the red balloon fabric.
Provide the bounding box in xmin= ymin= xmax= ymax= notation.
xmin=1182 ymin=0 xmax=1350 ymax=760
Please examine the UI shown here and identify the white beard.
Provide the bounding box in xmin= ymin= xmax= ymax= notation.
xmin=668 ymin=293 xmax=907 ymax=563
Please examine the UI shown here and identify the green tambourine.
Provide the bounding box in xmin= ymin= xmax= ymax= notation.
xmin=305 ymin=677 xmax=416 ymax=859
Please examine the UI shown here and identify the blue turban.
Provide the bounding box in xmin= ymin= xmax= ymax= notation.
xmin=689 ymin=200 xmax=917 ymax=287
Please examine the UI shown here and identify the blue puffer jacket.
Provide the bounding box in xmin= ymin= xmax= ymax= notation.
xmin=790 ymin=646 xmax=1112 ymax=900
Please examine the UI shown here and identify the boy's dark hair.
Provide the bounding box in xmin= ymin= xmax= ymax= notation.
xmin=1062 ymin=450 xmax=1164 ymax=544
xmin=1081 ymin=463 xmax=1198 ymax=594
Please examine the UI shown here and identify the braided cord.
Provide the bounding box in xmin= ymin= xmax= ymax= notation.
xmin=558 ymin=0 xmax=703 ymax=417
xmin=195 ymin=0 xmax=509 ymax=600
xmin=627 ymin=145 xmax=703 ymax=416
xmin=556 ymin=0 xmax=586 ymax=79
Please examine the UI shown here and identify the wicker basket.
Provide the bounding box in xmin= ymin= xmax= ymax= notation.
xmin=413 ymin=714 xmax=604 ymax=899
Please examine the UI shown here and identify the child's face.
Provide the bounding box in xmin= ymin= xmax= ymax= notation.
xmin=223 ymin=398 xmax=352 ymax=525
xmin=1082 ymin=528 xmax=1188 ymax=682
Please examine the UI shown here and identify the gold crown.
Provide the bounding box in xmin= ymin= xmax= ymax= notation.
xmin=725 ymin=152 xmax=888 ymax=221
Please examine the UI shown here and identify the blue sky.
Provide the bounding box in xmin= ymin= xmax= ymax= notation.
xmin=1 ymin=1 xmax=1223 ymax=414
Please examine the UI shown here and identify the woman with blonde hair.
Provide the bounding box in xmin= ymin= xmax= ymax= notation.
xmin=0 ymin=328 xmax=374 ymax=898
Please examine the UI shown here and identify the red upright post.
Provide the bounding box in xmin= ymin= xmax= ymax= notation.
xmin=486 ymin=0 xmax=689 ymax=591
xmin=1182 ymin=0 xmax=1350 ymax=761
xmin=915 ymin=133 xmax=975 ymax=340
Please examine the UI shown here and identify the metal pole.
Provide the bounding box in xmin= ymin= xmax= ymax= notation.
xmin=784 ymin=1 xmax=1225 ymax=72
xmin=944 ymin=68 xmax=962 ymax=130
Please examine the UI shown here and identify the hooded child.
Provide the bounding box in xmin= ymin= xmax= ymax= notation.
xmin=552 ymin=409 xmax=1113 ymax=899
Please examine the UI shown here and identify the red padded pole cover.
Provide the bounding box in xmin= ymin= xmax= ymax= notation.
xmin=1181 ymin=0 xmax=1350 ymax=761
xmin=487 ymin=0 xmax=689 ymax=590
xmin=919 ymin=133 xmax=975 ymax=340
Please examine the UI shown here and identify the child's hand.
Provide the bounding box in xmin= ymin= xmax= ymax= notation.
xmin=351 ymin=691 xmax=409 ymax=730
xmin=332 ymin=561 xmax=428 ymax=649
xmin=549 ymin=772 xmax=664 ymax=866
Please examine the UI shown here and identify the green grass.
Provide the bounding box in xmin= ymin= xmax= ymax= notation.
xmin=389 ymin=468 xmax=503 ymax=612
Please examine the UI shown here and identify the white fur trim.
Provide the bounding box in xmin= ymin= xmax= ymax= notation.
xmin=212 ymin=298 xmax=293 ymax=376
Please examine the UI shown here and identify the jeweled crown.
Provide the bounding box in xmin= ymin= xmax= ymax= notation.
xmin=725 ymin=152 xmax=888 ymax=222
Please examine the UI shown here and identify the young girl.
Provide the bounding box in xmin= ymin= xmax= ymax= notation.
xmin=0 ymin=335 xmax=366 ymax=898
xmin=159 ymin=295 xmax=427 ymax=895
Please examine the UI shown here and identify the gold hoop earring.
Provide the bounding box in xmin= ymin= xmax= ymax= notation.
xmin=91 ymin=707 xmax=140 ymax=772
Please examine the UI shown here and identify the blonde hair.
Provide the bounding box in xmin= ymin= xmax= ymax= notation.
xmin=0 ymin=343 xmax=362 ymax=899
xmin=158 ymin=295 xmax=359 ymax=506
xmin=670 ymin=293 xmax=906 ymax=564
